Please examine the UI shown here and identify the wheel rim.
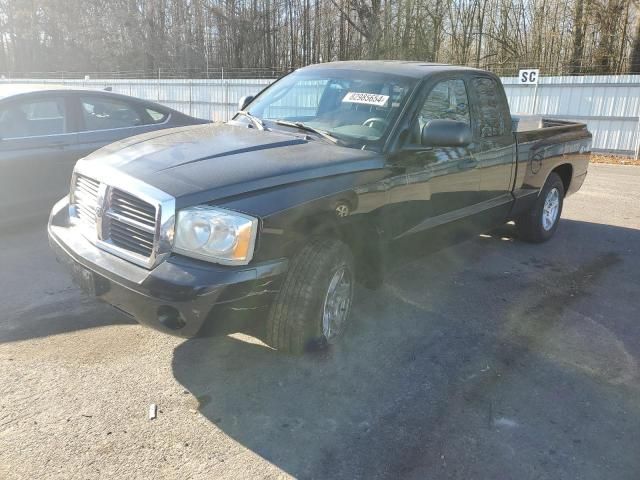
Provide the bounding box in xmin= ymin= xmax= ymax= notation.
xmin=542 ymin=187 xmax=560 ymax=231
xmin=322 ymin=266 xmax=353 ymax=342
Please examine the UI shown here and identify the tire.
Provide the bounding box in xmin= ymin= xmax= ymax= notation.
xmin=516 ymin=172 xmax=565 ymax=243
xmin=265 ymin=238 xmax=355 ymax=354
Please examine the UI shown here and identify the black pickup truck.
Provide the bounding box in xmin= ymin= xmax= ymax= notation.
xmin=48 ymin=61 xmax=591 ymax=353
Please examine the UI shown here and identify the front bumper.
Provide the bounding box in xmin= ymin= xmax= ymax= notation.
xmin=48 ymin=197 xmax=288 ymax=337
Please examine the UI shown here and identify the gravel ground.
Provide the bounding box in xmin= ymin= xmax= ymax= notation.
xmin=1 ymin=163 xmax=639 ymax=479
xmin=591 ymin=154 xmax=640 ymax=166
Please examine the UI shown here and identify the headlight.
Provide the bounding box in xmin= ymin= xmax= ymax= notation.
xmin=173 ymin=206 xmax=259 ymax=265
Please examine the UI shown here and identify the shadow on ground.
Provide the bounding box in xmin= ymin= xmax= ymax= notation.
xmin=172 ymin=219 xmax=640 ymax=479
xmin=0 ymin=296 xmax=136 ymax=344
xmin=0 ymin=221 xmax=136 ymax=344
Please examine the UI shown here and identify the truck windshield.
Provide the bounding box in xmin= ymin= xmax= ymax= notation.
xmin=245 ymin=69 xmax=417 ymax=147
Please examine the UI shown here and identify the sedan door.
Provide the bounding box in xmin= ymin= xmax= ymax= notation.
xmin=73 ymin=94 xmax=170 ymax=158
xmin=0 ymin=94 xmax=78 ymax=223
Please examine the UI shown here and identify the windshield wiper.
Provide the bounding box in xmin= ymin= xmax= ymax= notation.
xmin=236 ymin=111 xmax=266 ymax=131
xmin=274 ymin=120 xmax=338 ymax=144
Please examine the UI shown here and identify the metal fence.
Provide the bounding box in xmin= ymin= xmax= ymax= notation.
xmin=3 ymin=75 xmax=640 ymax=155
xmin=502 ymin=75 xmax=640 ymax=155
xmin=4 ymin=78 xmax=275 ymax=122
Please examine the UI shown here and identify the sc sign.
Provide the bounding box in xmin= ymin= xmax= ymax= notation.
xmin=519 ymin=69 xmax=539 ymax=84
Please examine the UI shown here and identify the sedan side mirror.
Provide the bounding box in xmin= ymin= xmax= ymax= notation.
xmin=238 ymin=95 xmax=254 ymax=111
xmin=421 ymin=119 xmax=472 ymax=147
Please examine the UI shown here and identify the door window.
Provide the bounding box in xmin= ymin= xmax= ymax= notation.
xmin=408 ymin=78 xmax=470 ymax=144
xmin=420 ymin=79 xmax=470 ymax=125
xmin=0 ymin=97 xmax=67 ymax=139
xmin=80 ymin=97 xmax=144 ymax=131
xmin=470 ymin=77 xmax=507 ymax=137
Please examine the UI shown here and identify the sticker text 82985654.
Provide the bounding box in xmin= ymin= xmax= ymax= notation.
xmin=341 ymin=92 xmax=390 ymax=107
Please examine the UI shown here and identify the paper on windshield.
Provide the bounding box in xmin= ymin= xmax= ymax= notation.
xmin=342 ymin=92 xmax=390 ymax=107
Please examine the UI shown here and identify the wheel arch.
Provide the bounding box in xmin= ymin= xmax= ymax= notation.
xmin=303 ymin=209 xmax=384 ymax=289
xmin=551 ymin=163 xmax=573 ymax=196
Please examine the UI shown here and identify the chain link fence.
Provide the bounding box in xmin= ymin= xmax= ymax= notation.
xmin=3 ymin=58 xmax=637 ymax=80
xmin=0 ymin=67 xmax=292 ymax=80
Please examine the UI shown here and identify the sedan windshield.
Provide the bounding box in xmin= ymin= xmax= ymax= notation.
xmin=244 ymin=69 xmax=418 ymax=147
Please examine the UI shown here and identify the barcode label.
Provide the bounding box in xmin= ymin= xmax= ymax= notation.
xmin=342 ymin=92 xmax=389 ymax=107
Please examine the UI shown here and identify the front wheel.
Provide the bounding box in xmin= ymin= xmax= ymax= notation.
xmin=516 ymin=172 xmax=565 ymax=243
xmin=265 ymin=238 xmax=355 ymax=354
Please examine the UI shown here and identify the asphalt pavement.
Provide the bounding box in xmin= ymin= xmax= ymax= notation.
xmin=1 ymin=163 xmax=639 ymax=479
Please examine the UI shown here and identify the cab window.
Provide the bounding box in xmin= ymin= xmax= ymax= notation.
xmin=470 ymin=77 xmax=507 ymax=137
xmin=407 ymin=78 xmax=470 ymax=144
xmin=0 ymin=97 xmax=67 ymax=139
xmin=419 ymin=79 xmax=470 ymax=125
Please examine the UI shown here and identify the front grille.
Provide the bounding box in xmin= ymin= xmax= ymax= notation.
xmin=69 ymin=169 xmax=171 ymax=269
xmin=106 ymin=189 xmax=157 ymax=258
xmin=110 ymin=189 xmax=156 ymax=228
xmin=72 ymin=174 xmax=100 ymax=228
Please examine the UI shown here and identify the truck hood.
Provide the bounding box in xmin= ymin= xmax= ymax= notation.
xmin=79 ymin=123 xmax=382 ymax=205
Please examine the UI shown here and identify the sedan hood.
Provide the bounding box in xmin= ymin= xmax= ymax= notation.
xmin=79 ymin=123 xmax=382 ymax=205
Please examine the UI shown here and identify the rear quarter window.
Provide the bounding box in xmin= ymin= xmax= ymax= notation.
xmin=145 ymin=107 xmax=168 ymax=124
xmin=470 ymin=77 xmax=508 ymax=138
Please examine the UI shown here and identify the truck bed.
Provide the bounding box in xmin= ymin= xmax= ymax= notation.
xmin=511 ymin=115 xmax=587 ymax=133
xmin=509 ymin=115 xmax=591 ymax=218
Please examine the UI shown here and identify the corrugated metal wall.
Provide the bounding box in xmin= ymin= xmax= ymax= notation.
xmin=71 ymin=78 xmax=275 ymax=121
xmin=1 ymin=78 xmax=274 ymax=123
xmin=502 ymin=75 xmax=640 ymax=154
xmin=4 ymin=75 xmax=640 ymax=154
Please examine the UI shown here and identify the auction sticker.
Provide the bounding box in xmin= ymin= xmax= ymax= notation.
xmin=342 ymin=92 xmax=389 ymax=107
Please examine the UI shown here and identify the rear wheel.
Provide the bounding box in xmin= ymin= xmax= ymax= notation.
xmin=265 ymin=238 xmax=355 ymax=354
xmin=516 ymin=172 xmax=565 ymax=243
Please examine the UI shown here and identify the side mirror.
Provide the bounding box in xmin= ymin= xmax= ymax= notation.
xmin=421 ymin=119 xmax=472 ymax=147
xmin=238 ymin=95 xmax=254 ymax=111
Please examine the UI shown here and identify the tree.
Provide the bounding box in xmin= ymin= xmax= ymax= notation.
xmin=0 ymin=0 xmax=637 ymax=76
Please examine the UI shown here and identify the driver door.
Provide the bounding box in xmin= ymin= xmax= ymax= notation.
xmin=387 ymin=77 xmax=483 ymax=239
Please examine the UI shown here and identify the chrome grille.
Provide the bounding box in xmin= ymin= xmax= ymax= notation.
xmin=110 ymin=189 xmax=156 ymax=228
xmin=106 ymin=189 xmax=157 ymax=258
xmin=72 ymin=174 xmax=100 ymax=228
xmin=68 ymin=163 xmax=174 ymax=270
